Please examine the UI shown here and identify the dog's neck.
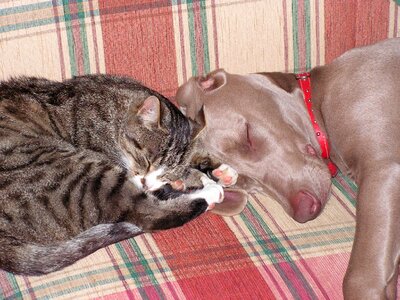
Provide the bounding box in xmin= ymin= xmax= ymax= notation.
xmin=295 ymin=72 xmax=337 ymax=177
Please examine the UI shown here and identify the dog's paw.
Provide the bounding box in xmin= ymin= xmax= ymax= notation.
xmin=189 ymin=175 xmax=224 ymax=209
xmin=212 ymin=164 xmax=238 ymax=187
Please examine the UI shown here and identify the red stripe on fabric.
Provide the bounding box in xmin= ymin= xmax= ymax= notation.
xmin=353 ymin=1 xmax=390 ymax=44
xmin=52 ymin=0 xmax=66 ymax=80
xmin=117 ymin=241 xmax=150 ymax=283
xmin=335 ymin=175 xmax=357 ymax=200
xmin=140 ymin=285 xmax=160 ymax=299
xmin=332 ymin=191 xmax=356 ymax=219
xmin=324 ymin=0 xmax=390 ymax=63
xmin=211 ymin=0 xmax=220 ymax=69
xmin=105 ymin=247 xmax=136 ymax=299
xmin=243 ymin=204 xmax=316 ymax=299
xmin=140 ymin=235 xmax=181 ymax=299
xmin=88 ymin=0 xmax=100 ymax=74
xmin=252 ymin=195 xmax=329 ymax=299
xmin=22 ymin=277 xmax=37 ymax=300
xmin=176 ymin=269 xmax=275 ymax=300
xmin=0 ymin=273 xmax=16 ymax=299
xmin=282 ymin=0 xmax=289 ymax=72
xmin=69 ymin=1 xmax=85 ymax=75
xmin=177 ymin=0 xmax=188 ymax=83
xmin=153 ymin=214 xmax=274 ymax=298
xmin=102 ymin=282 xmax=180 ymax=300
xmin=193 ymin=1 xmax=205 ymax=76
xmin=230 ymin=213 xmax=287 ymax=299
xmin=99 ymin=1 xmax=178 ymax=97
xmin=297 ymin=1 xmax=306 ymax=71
xmin=302 ymin=253 xmax=350 ymax=299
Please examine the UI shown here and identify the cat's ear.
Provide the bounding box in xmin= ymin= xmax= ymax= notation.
xmin=137 ymin=96 xmax=161 ymax=126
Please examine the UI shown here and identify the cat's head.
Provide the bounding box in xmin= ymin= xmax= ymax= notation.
xmin=122 ymin=94 xmax=204 ymax=191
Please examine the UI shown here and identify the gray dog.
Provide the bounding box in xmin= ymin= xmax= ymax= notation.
xmin=176 ymin=38 xmax=400 ymax=299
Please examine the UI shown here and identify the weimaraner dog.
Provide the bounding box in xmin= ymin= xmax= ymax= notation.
xmin=176 ymin=38 xmax=400 ymax=299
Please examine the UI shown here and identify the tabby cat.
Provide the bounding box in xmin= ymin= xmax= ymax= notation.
xmin=0 ymin=74 xmax=222 ymax=275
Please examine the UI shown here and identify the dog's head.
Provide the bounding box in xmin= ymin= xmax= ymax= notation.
xmin=176 ymin=69 xmax=332 ymax=223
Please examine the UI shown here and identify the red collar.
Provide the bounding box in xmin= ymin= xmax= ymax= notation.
xmin=295 ymin=72 xmax=338 ymax=177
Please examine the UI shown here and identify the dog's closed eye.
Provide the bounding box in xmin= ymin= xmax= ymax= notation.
xmin=241 ymin=121 xmax=267 ymax=156
xmin=245 ymin=122 xmax=253 ymax=148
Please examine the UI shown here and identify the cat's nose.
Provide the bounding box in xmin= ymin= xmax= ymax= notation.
xmin=140 ymin=177 xmax=146 ymax=188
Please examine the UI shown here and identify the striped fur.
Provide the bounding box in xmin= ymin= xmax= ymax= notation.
xmin=0 ymin=74 xmax=208 ymax=275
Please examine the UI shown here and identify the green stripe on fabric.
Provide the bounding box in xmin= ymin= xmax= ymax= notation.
xmin=3 ymin=273 xmax=22 ymax=300
xmin=4 ymin=254 xmax=171 ymax=296
xmin=62 ymin=0 xmax=78 ymax=76
xmin=35 ymin=277 xmax=119 ymax=300
xmin=288 ymin=225 xmax=355 ymax=241
xmin=243 ymin=202 xmax=317 ymax=299
xmin=199 ymin=0 xmax=210 ymax=74
xmin=241 ymin=224 xmax=354 ymax=257
xmin=0 ymin=1 xmax=53 ymax=16
xmin=332 ymin=173 xmax=357 ymax=207
xmin=292 ymin=0 xmax=299 ymax=73
xmin=116 ymin=241 xmax=167 ymax=300
xmin=0 ymin=0 xmax=92 ymax=16
xmin=0 ymin=18 xmax=55 ymax=33
xmin=294 ymin=236 xmax=354 ymax=251
xmin=305 ymin=0 xmax=311 ymax=70
xmin=341 ymin=172 xmax=358 ymax=192
xmin=77 ymin=0 xmax=91 ymax=74
xmin=126 ymin=239 xmax=167 ymax=299
xmin=0 ymin=10 xmax=100 ymax=34
xmin=17 ymin=264 xmax=143 ymax=295
xmin=186 ymin=1 xmax=198 ymax=76
xmin=115 ymin=242 xmax=150 ymax=300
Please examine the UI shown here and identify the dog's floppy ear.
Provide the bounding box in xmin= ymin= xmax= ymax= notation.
xmin=209 ymin=188 xmax=249 ymax=216
xmin=176 ymin=77 xmax=204 ymax=121
xmin=259 ymin=72 xmax=298 ymax=93
xmin=176 ymin=69 xmax=228 ymax=120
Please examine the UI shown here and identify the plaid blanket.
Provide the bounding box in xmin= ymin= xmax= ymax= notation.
xmin=0 ymin=1 xmax=399 ymax=299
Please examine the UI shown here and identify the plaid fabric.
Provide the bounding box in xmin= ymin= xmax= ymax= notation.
xmin=0 ymin=1 xmax=399 ymax=299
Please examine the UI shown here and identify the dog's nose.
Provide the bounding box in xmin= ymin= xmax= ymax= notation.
xmin=290 ymin=190 xmax=321 ymax=223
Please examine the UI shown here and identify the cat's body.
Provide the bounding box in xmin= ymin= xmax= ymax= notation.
xmin=0 ymin=75 xmax=221 ymax=275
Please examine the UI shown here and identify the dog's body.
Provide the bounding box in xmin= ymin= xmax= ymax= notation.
xmin=177 ymin=38 xmax=400 ymax=299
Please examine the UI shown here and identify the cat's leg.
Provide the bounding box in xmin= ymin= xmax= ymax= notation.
xmin=189 ymin=151 xmax=250 ymax=216
xmin=133 ymin=178 xmax=223 ymax=231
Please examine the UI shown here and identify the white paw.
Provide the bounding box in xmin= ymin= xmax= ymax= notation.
xmin=189 ymin=178 xmax=224 ymax=206
xmin=200 ymin=174 xmax=216 ymax=186
xmin=211 ymin=164 xmax=238 ymax=187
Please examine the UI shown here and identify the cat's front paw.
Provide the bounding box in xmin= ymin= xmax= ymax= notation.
xmin=189 ymin=175 xmax=224 ymax=209
xmin=212 ymin=164 xmax=238 ymax=187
